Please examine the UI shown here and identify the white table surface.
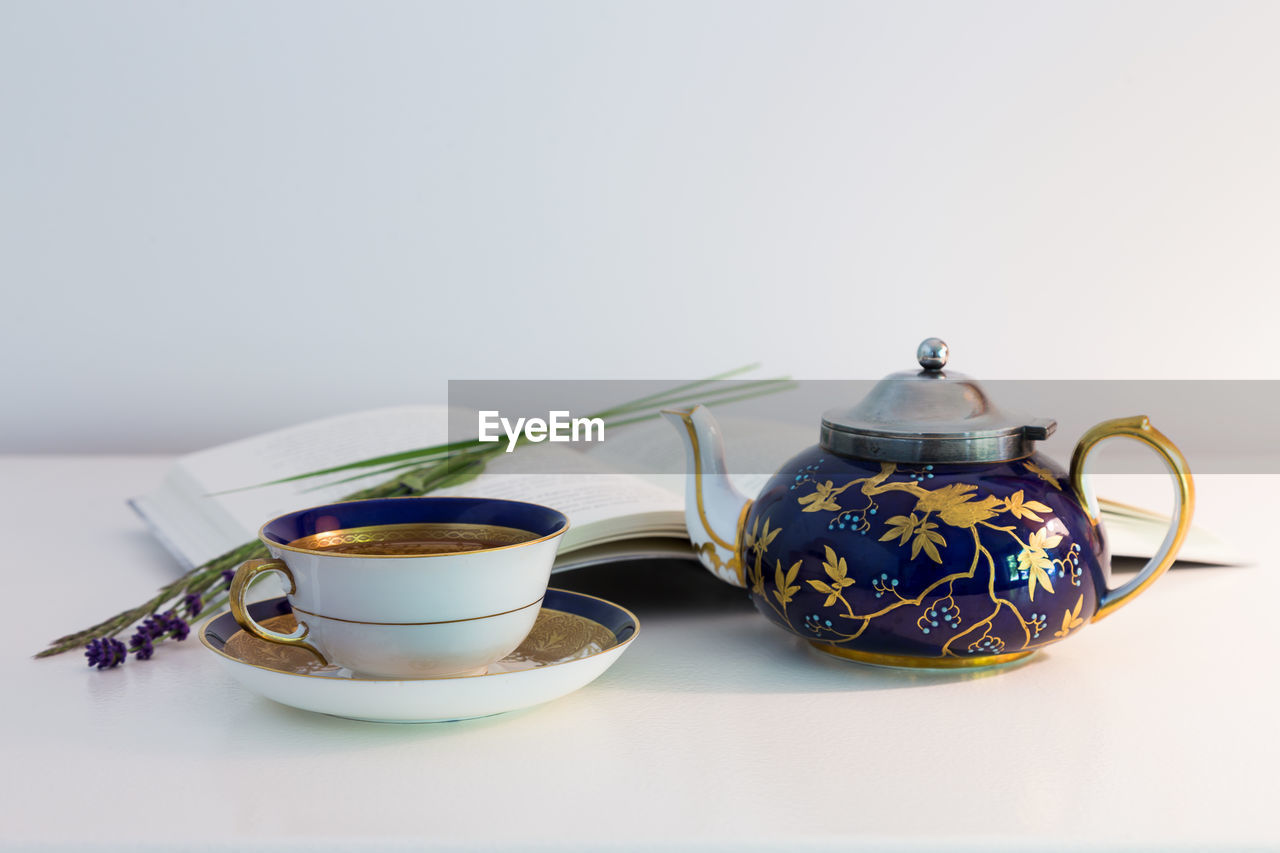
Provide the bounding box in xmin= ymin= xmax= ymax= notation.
xmin=2 ymin=456 xmax=1277 ymax=852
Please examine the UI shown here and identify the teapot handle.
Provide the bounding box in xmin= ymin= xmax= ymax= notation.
xmin=1068 ymin=416 xmax=1195 ymax=623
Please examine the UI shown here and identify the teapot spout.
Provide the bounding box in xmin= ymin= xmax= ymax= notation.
xmin=661 ymin=405 xmax=751 ymax=587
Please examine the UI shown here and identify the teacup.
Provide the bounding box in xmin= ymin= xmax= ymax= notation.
xmin=228 ymin=496 xmax=569 ymax=678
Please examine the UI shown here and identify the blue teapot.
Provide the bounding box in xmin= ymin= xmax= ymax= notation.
xmin=663 ymin=338 xmax=1194 ymax=669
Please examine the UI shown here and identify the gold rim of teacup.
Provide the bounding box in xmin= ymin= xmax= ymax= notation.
xmin=198 ymin=588 xmax=641 ymax=682
xmin=288 ymin=595 xmax=544 ymax=626
xmin=258 ymin=495 xmax=570 ymax=560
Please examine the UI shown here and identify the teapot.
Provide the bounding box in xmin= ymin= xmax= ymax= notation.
xmin=663 ymin=338 xmax=1194 ymax=669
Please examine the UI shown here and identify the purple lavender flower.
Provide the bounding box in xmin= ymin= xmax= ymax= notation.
xmin=129 ymin=617 xmax=162 ymax=658
xmin=84 ymin=609 xmax=199 ymax=671
xmin=220 ymin=569 xmax=235 ymax=588
xmin=182 ymin=593 xmax=204 ymax=617
xmin=132 ymin=616 xmax=162 ymax=643
xmin=85 ymin=637 xmax=128 ymax=669
xmin=158 ymin=610 xmax=190 ymax=642
xmin=118 ymin=610 xmax=191 ymax=664
xmin=132 ymin=637 xmax=154 ymax=660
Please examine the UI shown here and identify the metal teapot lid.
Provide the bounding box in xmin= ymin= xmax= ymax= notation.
xmin=819 ymin=338 xmax=1056 ymax=464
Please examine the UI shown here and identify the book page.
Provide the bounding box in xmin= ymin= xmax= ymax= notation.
xmin=433 ymin=442 xmax=684 ymax=551
xmin=582 ymin=415 xmax=815 ymax=499
xmin=440 ymin=472 xmax=681 ymax=528
xmin=136 ymin=406 xmax=454 ymax=566
xmin=184 ymin=405 xmax=453 ymax=530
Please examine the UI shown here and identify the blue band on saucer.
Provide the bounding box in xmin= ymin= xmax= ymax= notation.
xmin=545 ymin=589 xmax=636 ymax=643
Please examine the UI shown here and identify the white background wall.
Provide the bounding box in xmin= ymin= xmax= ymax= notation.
xmin=2 ymin=1 xmax=1277 ymax=452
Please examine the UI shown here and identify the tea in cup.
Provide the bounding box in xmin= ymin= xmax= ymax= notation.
xmin=228 ymin=496 xmax=569 ymax=678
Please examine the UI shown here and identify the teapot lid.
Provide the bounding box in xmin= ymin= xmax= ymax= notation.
xmin=819 ymin=338 xmax=1056 ymax=464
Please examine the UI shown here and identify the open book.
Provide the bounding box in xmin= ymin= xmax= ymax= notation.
xmin=131 ymin=405 xmax=1241 ymax=574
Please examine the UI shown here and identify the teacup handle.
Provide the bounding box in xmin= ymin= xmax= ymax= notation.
xmin=1068 ymin=415 xmax=1195 ymax=623
xmin=229 ymin=559 xmax=327 ymax=663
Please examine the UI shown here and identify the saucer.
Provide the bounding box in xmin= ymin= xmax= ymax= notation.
xmin=200 ymin=588 xmax=638 ymax=723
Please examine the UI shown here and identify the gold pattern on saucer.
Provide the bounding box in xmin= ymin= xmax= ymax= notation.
xmin=288 ymin=522 xmax=537 ymax=556
xmin=503 ymin=609 xmax=615 ymax=664
xmin=225 ymin=614 xmax=334 ymax=674
xmin=230 ymin=559 xmax=327 ymax=663
xmin=222 ymin=608 xmax=617 ymax=678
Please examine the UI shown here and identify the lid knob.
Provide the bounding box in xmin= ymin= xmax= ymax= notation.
xmin=916 ymin=337 xmax=949 ymax=371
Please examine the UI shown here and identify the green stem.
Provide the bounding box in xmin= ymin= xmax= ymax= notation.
xmin=302 ymin=443 xmax=497 ymax=490
xmin=209 ymin=438 xmax=485 ymax=494
xmin=575 ymin=364 xmax=762 ymax=420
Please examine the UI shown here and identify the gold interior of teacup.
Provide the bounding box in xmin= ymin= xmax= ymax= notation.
xmin=288 ymin=522 xmax=539 ymax=556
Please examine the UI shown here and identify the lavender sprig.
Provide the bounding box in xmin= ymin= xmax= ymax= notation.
xmin=36 ymin=373 xmax=796 ymax=667
xmin=85 ymin=638 xmax=127 ymax=669
xmin=36 ymin=539 xmax=268 ymax=661
xmin=88 ymin=606 xmax=199 ymax=668
xmin=126 ymin=610 xmax=191 ymax=662
xmin=56 ymin=454 xmax=495 ymax=667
